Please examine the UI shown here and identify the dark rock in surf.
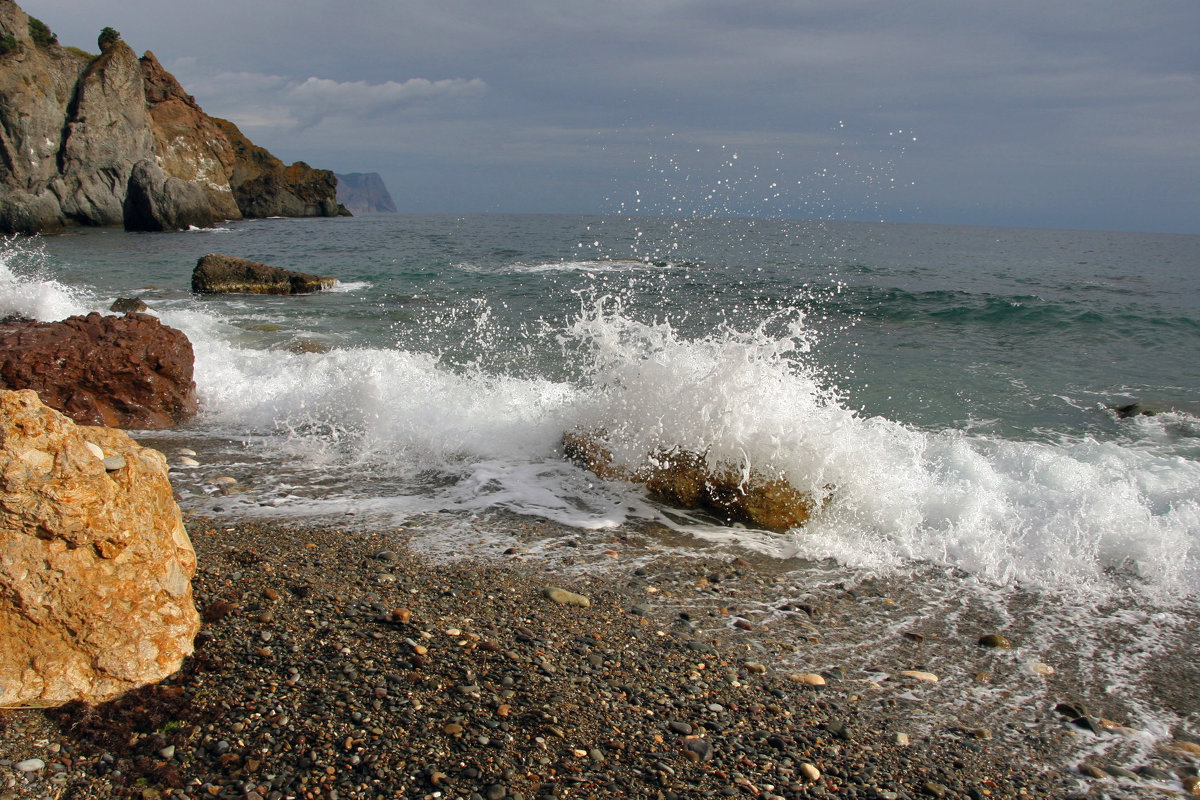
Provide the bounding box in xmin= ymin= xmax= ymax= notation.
xmin=0 ymin=312 xmax=197 ymax=428
xmin=192 ymin=254 xmax=337 ymax=295
xmin=110 ymin=296 xmax=150 ymax=313
xmin=1113 ymin=400 xmax=1200 ymax=419
xmin=562 ymin=429 xmax=822 ymax=532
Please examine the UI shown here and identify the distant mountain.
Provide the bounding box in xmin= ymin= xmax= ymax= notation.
xmin=335 ymin=173 xmax=398 ymax=214
xmin=0 ymin=0 xmax=349 ymax=234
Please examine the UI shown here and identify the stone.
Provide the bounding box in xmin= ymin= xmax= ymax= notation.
xmin=110 ymin=297 xmax=150 ymax=314
xmin=543 ymin=586 xmax=590 ymax=608
xmin=192 ymin=254 xmax=337 ymax=295
xmin=0 ymin=312 xmax=197 ymax=429
xmin=14 ymin=759 xmax=45 ymax=772
xmin=0 ymin=390 xmax=200 ymax=707
xmin=562 ymin=430 xmax=821 ymax=532
xmin=798 ymin=763 xmax=820 ymax=782
xmin=898 ymin=670 xmax=939 ymax=683
xmin=790 ymin=673 xmax=826 ymax=686
xmin=977 ymin=634 xmax=1012 ymax=649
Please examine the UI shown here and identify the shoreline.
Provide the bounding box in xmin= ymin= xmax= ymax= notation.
xmin=1 ymin=515 xmax=1197 ymax=799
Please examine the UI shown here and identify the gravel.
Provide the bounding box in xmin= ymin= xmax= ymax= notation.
xmin=0 ymin=519 xmax=1194 ymax=799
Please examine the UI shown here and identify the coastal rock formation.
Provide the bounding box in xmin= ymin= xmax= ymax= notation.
xmin=0 ymin=312 xmax=198 ymax=429
xmin=563 ymin=430 xmax=820 ymax=532
xmin=0 ymin=389 xmax=200 ymax=707
xmin=217 ymin=119 xmax=350 ymax=219
xmin=0 ymin=1 xmax=347 ymax=234
xmin=192 ymin=253 xmax=338 ymax=295
xmin=335 ymin=172 xmax=398 ymax=214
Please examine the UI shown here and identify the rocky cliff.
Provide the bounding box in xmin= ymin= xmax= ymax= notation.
xmin=335 ymin=172 xmax=398 ymax=214
xmin=0 ymin=0 xmax=349 ymax=234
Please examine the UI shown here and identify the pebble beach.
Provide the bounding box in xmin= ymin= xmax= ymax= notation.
xmin=4 ymin=513 xmax=1199 ymax=800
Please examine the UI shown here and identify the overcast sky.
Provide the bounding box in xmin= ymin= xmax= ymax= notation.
xmin=20 ymin=0 xmax=1200 ymax=233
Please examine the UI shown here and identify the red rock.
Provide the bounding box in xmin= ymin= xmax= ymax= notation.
xmin=0 ymin=312 xmax=198 ymax=429
xmin=0 ymin=390 xmax=200 ymax=707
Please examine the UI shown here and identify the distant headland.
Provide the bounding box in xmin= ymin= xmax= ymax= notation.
xmin=0 ymin=0 xmax=350 ymax=234
xmin=335 ymin=172 xmax=398 ymax=214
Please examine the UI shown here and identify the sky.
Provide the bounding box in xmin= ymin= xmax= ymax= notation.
xmin=19 ymin=0 xmax=1200 ymax=234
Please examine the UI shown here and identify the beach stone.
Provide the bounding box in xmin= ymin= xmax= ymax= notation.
xmin=791 ymin=672 xmax=826 ymax=686
xmin=0 ymin=390 xmax=200 ymax=707
xmin=682 ymin=737 xmax=713 ymax=762
xmin=899 ymin=670 xmax=939 ymax=683
xmin=544 ymin=587 xmax=590 ymax=607
xmin=1023 ymin=661 xmax=1054 ymax=676
xmin=977 ymin=634 xmax=1012 ymax=649
xmin=798 ymin=763 xmax=820 ymax=782
xmin=14 ymin=758 xmax=45 ymax=772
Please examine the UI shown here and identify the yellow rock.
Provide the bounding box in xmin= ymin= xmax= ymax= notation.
xmin=562 ymin=430 xmax=822 ymax=532
xmin=0 ymin=390 xmax=199 ymax=708
xmin=790 ymin=672 xmax=826 ymax=686
xmin=899 ymin=670 xmax=939 ymax=683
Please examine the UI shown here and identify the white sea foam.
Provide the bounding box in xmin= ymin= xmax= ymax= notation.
xmin=0 ymin=236 xmax=94 ymax=321
xmin=5 ymin=234 xmax=1194 ymax=602
xmin=152 ymin=291 xmax=1200 ymax=602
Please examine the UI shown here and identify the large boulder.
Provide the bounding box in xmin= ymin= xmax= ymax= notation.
xmin=0 ymin=312 xmax=198 ymax=429
xmin=192 ymin=253 xmax=338 ymax=295
xmin=0 ymin=389 xmax=200 ymax=707
xmin=563 ymin=430 xmax=821 ymax=532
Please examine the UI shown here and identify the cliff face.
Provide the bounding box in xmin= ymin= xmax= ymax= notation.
xmin=335 ymin=172 xmax=398 ymax=214
xmin=0 ymin=0 xmax=348 ymax=234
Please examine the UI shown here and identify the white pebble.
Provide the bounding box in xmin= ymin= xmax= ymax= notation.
xmin=799 ymin=762 xmax=820 ymax=782
xmin=15 ymin=758 xmax=45 ymax=772
xmin=895 ymin=732 xmax=910 ymax=746
xmin=178 ymin=456 xmax=200 ymax=467
xmin=899 ymin=670 xmax=938 ymax=683
xmin=1023 ymin=661 xmax=1055 ymax=676
xmin=790 ymin=672 xmax=826 ymax=686
xmin=177 ymin=448 xmax=197 ymax=456
xmin=85 ymin=442 xmax=105 ymax=460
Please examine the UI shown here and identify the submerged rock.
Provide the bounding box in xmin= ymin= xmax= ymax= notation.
xmin=562 ymin=429 xmax=821 ymax=532
xmin=192 ymin=253 xmax=337 ymax=295
xmin=0 ymin=390 xmax=200 ymax=707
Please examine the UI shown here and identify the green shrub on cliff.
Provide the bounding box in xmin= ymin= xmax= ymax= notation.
xmin=98 ymin=26 xmax=120 ymax=51
xmin=0 ymin=33 xmax=17 ymax=56
xmin=28 ymin=16 xmax=57 ymax=47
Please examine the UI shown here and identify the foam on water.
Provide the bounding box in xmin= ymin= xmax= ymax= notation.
xmin=3 ymin=235 xmax=1196 ymax=603
xmin=155 ymin=286 xmax=1200 ymax=603
xmin=0 ymin=236 xmax=94 ymax=320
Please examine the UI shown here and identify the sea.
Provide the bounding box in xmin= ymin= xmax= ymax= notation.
xmin=3 ymin=213 xmax=1199 ymax=785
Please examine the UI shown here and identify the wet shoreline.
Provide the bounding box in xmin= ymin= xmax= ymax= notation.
xmin=3 ymin=514 xmax=1198 ymax=799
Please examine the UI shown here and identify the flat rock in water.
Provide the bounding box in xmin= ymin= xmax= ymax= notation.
xmin=192 ymin=254 xmax=337 ymax=295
